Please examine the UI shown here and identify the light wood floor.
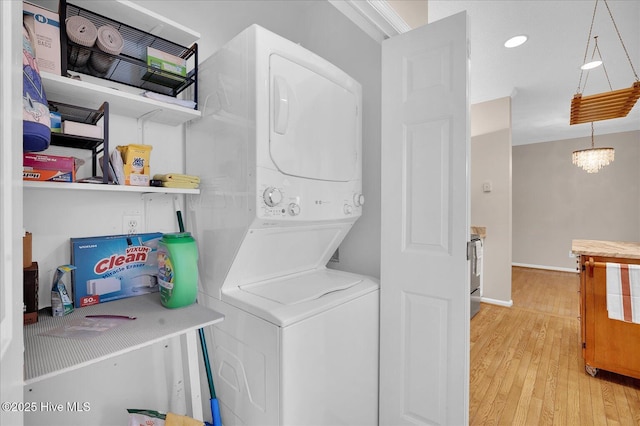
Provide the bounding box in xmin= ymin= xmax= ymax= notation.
xmin=470 ymin=267 xmax=640 ymax=425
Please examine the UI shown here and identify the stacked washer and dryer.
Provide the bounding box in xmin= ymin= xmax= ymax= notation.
xmin=186 ymin=25 xmax=379 ymax=425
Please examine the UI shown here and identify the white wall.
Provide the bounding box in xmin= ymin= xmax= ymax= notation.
xmin=512 ymin=130 xmax=640 ymax=270
xmin=470 ymin=98 xmax=512 ymax=305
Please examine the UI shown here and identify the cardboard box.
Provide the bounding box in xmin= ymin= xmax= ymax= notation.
xmin=62 ymin=121 xmax=103 ymax=139
xmin=117 ymin=145 xmax=152 ymax=186
xmin=50 ymin=111 xmax=62 ymax=133
xmin=23 ymin=168 xmax=74 ymax=182
xmin=23 ymin=2 xmax=61 ymax=75
xmin=24 ymin=262 xmax=39 ymax=325
xmin=147 ymin=47 xmax=187 ymax=77
xmin=24 ymin=153 xmax=78 ymax=172
xmin=70 ymin=233 xmax=162 ymax=307
xmin=123 ymin=164 xmax=150 ymax=186
xmin=23 ymin=231 xmax=32 ymax=268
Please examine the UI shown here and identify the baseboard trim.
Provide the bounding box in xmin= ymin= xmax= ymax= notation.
xmin=512 ymin=262 xmax=578 ymax=274
xmin=480 ymin=297 xmax=513 ymax=308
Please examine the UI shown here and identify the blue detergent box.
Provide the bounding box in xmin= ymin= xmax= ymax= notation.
xmin=70 ymin=233 xmax=162 ymax=307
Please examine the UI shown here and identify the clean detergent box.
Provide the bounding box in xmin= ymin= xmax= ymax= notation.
xmin=70 ymin=233 xmax=162 ymax=307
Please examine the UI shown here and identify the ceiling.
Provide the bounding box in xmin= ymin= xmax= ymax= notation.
xmin=392 ymin=0 xmax=640 ymax=145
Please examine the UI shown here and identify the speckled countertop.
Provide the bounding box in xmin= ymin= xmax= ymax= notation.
xmin=471 ymin=226 xmax=486 ymax=239
xmin=571 ymin=240 xmax=640 ymax=260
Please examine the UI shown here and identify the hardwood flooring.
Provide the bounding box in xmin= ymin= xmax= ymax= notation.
xmin=470 ymin=267 xmax=640 ymax=425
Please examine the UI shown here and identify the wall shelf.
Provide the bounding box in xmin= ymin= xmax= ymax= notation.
xmin=24 ymin=181 xmax=200 ymax=194
xmin=76 ymin=0 xmax=200 ymax=48
xmin=62 ymin=1 xmax=198 ymax=105
xmin=24 ymin=293 xmax=223 ymax=384
xmin=46 ymin=100 xmax=109 ymax=183
xmin=41 ymin=72 xmax=200 ymax=126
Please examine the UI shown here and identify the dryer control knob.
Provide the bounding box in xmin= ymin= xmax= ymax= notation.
xmin=288 ymin=203 xmax=301 ymax=216
xmin=263 ymin=187 xmax=283 ymax=207
xmin=343 ymin=204 xmax=353 ymax=215
xmin=354 ymin=193 xmax=365 ymax=207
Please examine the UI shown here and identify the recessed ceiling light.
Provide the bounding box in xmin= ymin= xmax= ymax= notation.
xmin=580 ymin=60 xmax=603 ymax=70
xmin=504 ymin=35 xmax=528 ymax=48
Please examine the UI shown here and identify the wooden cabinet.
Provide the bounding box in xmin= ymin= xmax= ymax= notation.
xmin=578 ymin=254 xmax=640 ymax=379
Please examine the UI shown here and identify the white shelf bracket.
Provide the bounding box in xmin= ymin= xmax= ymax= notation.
xmin=137 ymin=109 xmax=163 ymax=145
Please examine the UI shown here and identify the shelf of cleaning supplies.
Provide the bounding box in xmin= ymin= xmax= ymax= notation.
xmin=23 ymin=181 xmax=200 ymax=194
xmin=23 ymin=293 xmax=224 ymax=384
xmin=41 ymin=72 xmax=200 ymax=126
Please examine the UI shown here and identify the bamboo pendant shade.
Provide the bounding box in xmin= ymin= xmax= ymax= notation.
xmin=571 ymin=0 xmax=639 ymax=126
xmin=570 ymin=81 xmax=640 ymax=125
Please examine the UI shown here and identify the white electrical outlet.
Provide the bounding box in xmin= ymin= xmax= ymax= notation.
xmin=123 ymin=214 xmax=142 ymax=235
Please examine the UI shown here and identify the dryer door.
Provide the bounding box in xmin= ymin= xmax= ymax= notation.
xmin=269 ymin=54 xmax=359 ymax=182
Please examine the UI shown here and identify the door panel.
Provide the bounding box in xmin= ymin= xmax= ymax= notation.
xmin=1 ymin=2 xmax=25 ymax=426
xmin=404 ymin=119 xmax=450 ymax=252
xmin=269 ymin=54 xmax=358 ymax=182
xmin=380 ymin=12 xmax=469 ymax=426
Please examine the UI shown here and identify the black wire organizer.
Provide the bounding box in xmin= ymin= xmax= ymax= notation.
xmin=59 ymin=0 xmax=198 ymax=109
xmin=48 ymin=100 xmax=109 ymax=184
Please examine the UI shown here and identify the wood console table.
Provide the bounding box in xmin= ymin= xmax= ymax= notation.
xmin=572 ymin=240 xmax=640 ymax=379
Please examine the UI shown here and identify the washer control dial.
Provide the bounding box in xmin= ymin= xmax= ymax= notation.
xmin=354 ymin=193 xmax=365 ymax=207
xmin=263 ymin=187 xmax=283 ymax=207
xmin=288 ymin=203 xmax=301 ymax=216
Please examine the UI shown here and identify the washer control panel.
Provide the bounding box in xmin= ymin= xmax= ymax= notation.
xmin=257 ymin=169 xmax=362 ymax=222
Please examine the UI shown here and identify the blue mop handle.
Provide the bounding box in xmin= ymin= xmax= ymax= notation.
xmin=210 ymin=398 xmax=222 ymax=426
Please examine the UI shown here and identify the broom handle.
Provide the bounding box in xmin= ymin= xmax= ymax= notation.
xmin=198 ymin=328 xmax=216 ymax=399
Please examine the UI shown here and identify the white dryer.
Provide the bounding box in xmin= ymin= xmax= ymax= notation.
xmin=187 ymin=25 xmax=379 ymax=425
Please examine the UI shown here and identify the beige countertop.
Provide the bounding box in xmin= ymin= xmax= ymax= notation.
xmin=471 ymin=226 xmax=486 ymax=239
xmin=571 ymin=239 xmax=640 ymax=260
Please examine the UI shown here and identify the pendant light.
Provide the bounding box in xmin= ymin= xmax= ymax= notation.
xmin=570 ymin=0 xmax=640 ymax=125
xmin=572 ymin=122 xmax=614 ymax=173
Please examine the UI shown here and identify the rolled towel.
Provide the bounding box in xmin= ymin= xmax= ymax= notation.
xmin=90 ymin=25 xmax=124 ymax=75
xmin=65 ymin=15 xmax=97 ymax=67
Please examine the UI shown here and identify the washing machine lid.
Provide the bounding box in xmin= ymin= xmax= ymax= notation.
xmin=269 ymin=54 xmax=359 ymax=182
xmin=223 ymin=269 xmax=378 ymax=327
xmin=239 ymin=268 xmax=361 ymax=306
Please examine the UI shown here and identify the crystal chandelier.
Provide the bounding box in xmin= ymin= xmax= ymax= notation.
xmin=572 ymin=122 xmax=614 ymax=173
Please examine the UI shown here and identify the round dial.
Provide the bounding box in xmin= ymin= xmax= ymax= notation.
xmin=354 ymin=193 xmax=365 ymax=207
xmin=263 ymin=187 xmax=283 ymax=207
xmin=288 ymin=203 xmax=301 ymax=216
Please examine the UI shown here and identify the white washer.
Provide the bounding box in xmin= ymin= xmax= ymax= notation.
xmin=187 ymin=25 xmax=378 ymax=425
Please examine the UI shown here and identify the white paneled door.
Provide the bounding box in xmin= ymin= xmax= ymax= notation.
xmin=1 ymin=1 xmax=25 ymax=426
xmin=380 ymin=12 xmax=470 ymax=426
